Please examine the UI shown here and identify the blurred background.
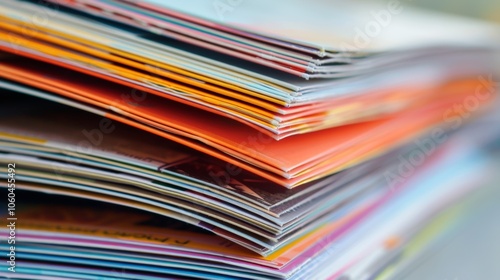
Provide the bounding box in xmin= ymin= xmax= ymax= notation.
xmin=409 ymin=0 xmax=500 ymax=23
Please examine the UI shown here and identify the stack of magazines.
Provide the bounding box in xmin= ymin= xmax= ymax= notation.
xmin=0 ymin=0 xmax=499 ymax=279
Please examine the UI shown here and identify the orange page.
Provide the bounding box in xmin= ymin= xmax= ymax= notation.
xmin=0 ymin=57 xmax=493 ymax=188
xmin=0 ymin=19 xmax=480 ymax=140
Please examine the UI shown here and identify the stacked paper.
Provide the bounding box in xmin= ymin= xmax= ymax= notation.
xmin=0 ymin=0 xmax=499 ymax=279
